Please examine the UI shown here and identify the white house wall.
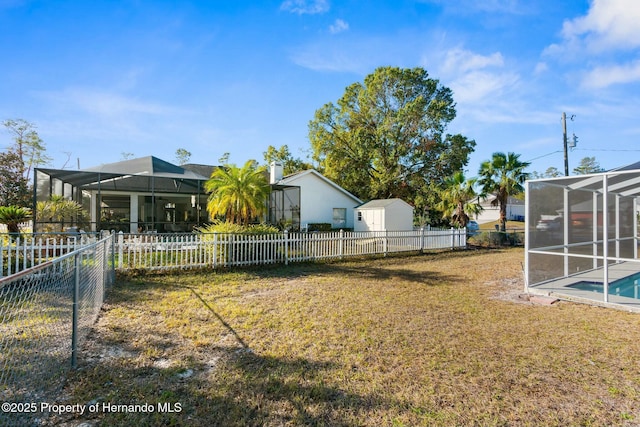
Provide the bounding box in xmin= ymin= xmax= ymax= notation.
xmin=290 ymin=173 xmax=359 ymax=229
xmin=475 ymin=203 xmax=525 ymax=224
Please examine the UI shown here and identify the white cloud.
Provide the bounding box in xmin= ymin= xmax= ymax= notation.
xmin=582 ymin=60 xmax=640 ymax=89
xmin=31 ymin=86 xmax=188 ymax=147
xmin=280 ymin=0 xmax=329 ymax=15
xmin=544 ymin=0 xmax=640 ymax=88
xmin=39 ymin=87 xmax=178 ymax=117
xmin=533 ymin=62 xmax=548 ymax=75
xmin=442 ymin=48 xmax=504 ymax=74
xmin=450 ymin=70 xmax=519 ymax=104
xmin=561 ymin=0 xmax=640 ymax=52
xmin=436 ymin=48 xmax=519 ymax=106
xmin=329 ymin=19 xmax=348 ymax=34
xmin=290 ymin=46 xmax=365 ymax=73
xmin=289 ymin=35 xmax=404 ymax=74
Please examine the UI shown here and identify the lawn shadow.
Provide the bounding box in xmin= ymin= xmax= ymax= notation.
xmin=60 ymin=291 xmax=396 ymax=427
xmin=229 ymin=251 xmax=471 ymax=287
xmin=58 ymin=347 xmax=394 ymax=427
xmin=200 ymin=350 xmax=390 ymax=427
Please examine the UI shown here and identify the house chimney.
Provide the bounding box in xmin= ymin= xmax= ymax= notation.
xmin=270 ymin=162 xmax=283 ymax=184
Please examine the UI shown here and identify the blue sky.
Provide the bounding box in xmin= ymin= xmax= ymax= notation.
xmin=1 ymin=0 xmax=639 ymax=177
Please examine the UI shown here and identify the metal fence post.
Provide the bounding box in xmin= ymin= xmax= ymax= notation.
xmin=117 ymin=231 xmax=124 ymax=269
xmin=71 ymin=252 xmax=81 ymax=369
xmin=110 ymin=232 xmax=115 ymax=283
xmin=0 ymin=238 xmax=4 ymax=278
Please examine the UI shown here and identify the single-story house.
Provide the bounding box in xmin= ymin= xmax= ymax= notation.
xmin=474 ymin=195 xmax=525 ymax=224
xmin=35 ymin=157 xmax=363 ymax=233
xmin=354 ymin=198 xmax=414 ymax=232
xmin=35 ymin=156 xmax=213 ymax=233
xmin=269 ymin=162 xmax=362 ymax=230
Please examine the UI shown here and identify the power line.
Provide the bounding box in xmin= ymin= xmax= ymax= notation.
xmin=573 ymin=148 xmax=640 ymax=152
xmin=526 ymin=147 xmax=640 ymax=164
xmin=525 ymin=150 xmax=562 ymax=162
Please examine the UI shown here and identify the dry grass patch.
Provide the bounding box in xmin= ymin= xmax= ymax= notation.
xmin=48 ymin=248 xmax=640 ymax=426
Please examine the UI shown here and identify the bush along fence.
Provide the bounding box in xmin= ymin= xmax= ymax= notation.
xmin=114 ymin=228 xmax=467 ymax=271
xmin=467 ymin=229 xmax=524 ymax=247
xmin=0 ymin=235 xmax=114 ymax=426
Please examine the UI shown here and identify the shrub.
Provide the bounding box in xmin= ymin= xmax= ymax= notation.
xmin=307 ymin=223 xmax=332 ymax=232
xmin=468 ymin=230 xmax=524 ymax=247
xmin=195 ymin=220 xmax=279 ymax=235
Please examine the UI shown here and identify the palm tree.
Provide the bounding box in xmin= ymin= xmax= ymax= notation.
xmin=205 ymin=160 xmax=270 ymax=226
xmin=478 ymin=152 xmax=530 ymax=232
xmin=0 ymin=205 xmax=31 ymax=236
xmin=36 ymin=195 xmax=83 ymax=232
xmin=436 ymin=171 xmax=481 ymax=228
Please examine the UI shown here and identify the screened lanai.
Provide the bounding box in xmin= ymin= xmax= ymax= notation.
xmin=525 ymin=162 xmax=640 ymax=309
xmin=34 ymin=156 xmax=212 ymax=233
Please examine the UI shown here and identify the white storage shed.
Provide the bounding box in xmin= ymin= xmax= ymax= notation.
xmin=354 ymin=198 xmax=414 ymax=232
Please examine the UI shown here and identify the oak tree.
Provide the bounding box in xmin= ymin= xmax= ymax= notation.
xmin=308 ymin=66 xmax=475 ymax=209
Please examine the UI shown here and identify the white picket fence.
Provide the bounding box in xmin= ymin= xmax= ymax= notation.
xmin=0 ymin=228 xmax=467 ymax=276
xmin=114 ymin=228 xmax=467 ymax=271
xmin=0 ymin=234 xmax=99 ymax=277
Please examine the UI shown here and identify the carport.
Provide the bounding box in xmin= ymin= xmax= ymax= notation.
xmin=525 ymin=162 xmax=640 ymax=309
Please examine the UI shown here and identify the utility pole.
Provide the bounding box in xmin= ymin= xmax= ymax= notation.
xmin=562 ymin=112 xmax=569 ymax=176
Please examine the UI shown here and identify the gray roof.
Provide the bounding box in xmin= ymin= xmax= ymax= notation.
xmin=84 ymin=156 xmax=209 ymax=180
xmin=37 ymin=156 xmax=211 ymax=194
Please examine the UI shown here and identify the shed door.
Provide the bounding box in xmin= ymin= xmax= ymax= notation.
xmin=372 ymin=209 xmax=383 ymax=231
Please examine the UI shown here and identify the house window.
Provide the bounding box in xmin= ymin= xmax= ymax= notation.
xmin=332 ymin=208 xmax=347 ymax=228
xmin=357 ymin=212 xmax=362 ymax=221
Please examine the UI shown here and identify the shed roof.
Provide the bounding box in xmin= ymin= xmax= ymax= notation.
xmin=356 ymin=198 xmax=413 ymax=209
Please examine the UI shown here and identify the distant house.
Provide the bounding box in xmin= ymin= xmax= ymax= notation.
xmin=354 ymin=198 xmax=414 ymax=232
xmin=474 ymin=195 xmax=525 ymax=224
xmin=268 ymin=162 xmax=362 ymax=230
xmin=35 ymin=156 xmax=213 ymax=233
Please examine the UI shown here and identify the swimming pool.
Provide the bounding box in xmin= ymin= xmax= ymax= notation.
xmin=569 ymin=273 xmax=640 ymax=299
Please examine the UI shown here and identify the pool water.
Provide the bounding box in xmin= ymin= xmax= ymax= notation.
xmin=569 ymin=273 xmax=640 ymax=299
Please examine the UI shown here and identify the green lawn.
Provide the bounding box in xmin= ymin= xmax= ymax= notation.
xmin=53 ymin=248 xmax=640 ymax=426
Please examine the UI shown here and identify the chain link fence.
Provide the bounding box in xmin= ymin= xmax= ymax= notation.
xmin=0 ymin=235 xmax=114 ymax=426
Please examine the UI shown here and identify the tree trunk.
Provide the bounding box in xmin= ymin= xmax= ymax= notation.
xmin=7 ymin=222 xmax=19 ymax=234
xmin=499 ymin=199 xmax=507 ymax=232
